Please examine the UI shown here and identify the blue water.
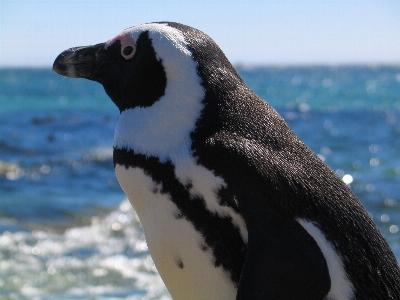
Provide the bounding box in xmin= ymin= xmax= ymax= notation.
xmin=1 ymin=66 xmax=400 ymax=298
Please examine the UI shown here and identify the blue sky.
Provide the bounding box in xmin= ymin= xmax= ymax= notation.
xmin=1 ymin=0 xmax=400 ymax=67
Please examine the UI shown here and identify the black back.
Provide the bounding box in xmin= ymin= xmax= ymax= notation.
xmin=165 ymin=22 xmax=400 ymax=299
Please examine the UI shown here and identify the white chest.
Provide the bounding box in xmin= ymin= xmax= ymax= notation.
xmin=115 ymin=164 xmax=239 ymax=300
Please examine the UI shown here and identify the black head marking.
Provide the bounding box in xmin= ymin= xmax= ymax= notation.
xmin=100 ymin=31 xmax=167 ymax=112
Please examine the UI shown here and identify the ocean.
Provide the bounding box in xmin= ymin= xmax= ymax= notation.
xmin=1 ymin=66 xmax=400 ymax=299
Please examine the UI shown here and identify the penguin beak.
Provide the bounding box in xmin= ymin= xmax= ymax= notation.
xmin=53 ymin=43 xmax=107 ymax=81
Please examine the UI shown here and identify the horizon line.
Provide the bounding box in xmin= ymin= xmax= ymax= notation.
xmin=1 ymin=62 xmax=400 ymax=70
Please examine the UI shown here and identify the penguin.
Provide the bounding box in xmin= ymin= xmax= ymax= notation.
xmin=53 ymin=22 xmax=400 ymax=299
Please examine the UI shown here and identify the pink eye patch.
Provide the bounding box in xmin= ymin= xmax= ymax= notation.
xmin=105 ymin=31 xmax=136 ymax=60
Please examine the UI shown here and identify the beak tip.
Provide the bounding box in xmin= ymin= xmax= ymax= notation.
xmin=53 ymin=57 xmax=78 ymax=78
xmin=52 ymin=58 xmax=62 ymax=74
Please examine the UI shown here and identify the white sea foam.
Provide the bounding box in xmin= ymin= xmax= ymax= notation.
xmin=0 ymin=200 xmax=171 ymax=299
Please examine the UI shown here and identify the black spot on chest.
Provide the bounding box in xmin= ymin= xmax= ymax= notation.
xmin=177 ymin=260 xmax=184 ymax=269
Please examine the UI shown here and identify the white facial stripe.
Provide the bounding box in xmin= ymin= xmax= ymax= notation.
xmin=114 ymin=23 xmax=204 ymax=159
xmin=297 ymin=219 xmax=354 ymax=299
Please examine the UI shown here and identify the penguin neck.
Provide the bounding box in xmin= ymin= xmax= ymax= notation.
xmin=112 ymin=23 xmax=208 ymax=161
xmin=114 ymin=81 xmax=205 ymax=161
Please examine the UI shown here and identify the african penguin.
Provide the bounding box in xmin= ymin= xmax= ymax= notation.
xmin=53 ymin=22 xmax=400 ymax=299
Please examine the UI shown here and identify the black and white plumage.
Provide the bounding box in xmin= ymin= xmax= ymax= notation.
xmin=53 ymin=22 xmax=400 ymax=299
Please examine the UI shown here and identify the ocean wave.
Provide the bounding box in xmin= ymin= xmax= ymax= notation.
xmin=84 ymin=147 xmax=114 ymax=163
xmin=0 ymin=200 xmax=170 ymax=299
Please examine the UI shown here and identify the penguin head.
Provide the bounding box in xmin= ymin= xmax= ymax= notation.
xmin=53 ymin=22 xmax=213 ymax=112
xmin=53 ymin=22 xmax=245 ymax=157
xmin=55 ymin=22 xmax=233 ymax=156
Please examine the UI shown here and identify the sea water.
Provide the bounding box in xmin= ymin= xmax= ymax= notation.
xmin=1 ymin=66 xmax=400 ymax=299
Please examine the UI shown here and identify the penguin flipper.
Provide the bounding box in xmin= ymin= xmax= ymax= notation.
xmin=197 ymin=133 xmax=331 ymax=299
xmin=235 ymin=192 xmax=330 ymax=299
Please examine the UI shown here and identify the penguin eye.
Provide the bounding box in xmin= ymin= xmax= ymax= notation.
xmin=123 ymin=46 xmax=133 ymax=56
xmin=121 ymin=45 xmax=135 ymax=60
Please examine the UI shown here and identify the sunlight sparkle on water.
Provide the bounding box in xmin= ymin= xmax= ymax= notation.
xmin=342 ymin=174 xmax=353 ymax=185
